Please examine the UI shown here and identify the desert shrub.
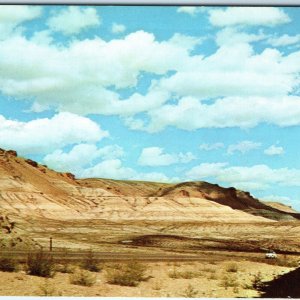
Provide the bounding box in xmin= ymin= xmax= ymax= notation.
xmin=55 ymin=263 xmax=76 ymax=274
xmin=0 ymin=256 xmax=19 ymax=272
xmin=276 ymin=258 xmax=299 ymax=268
xmin=181 ymin=284 xmax=199 ymax=298
xmin=37 ymin=278 xmax=62 ymax=296
xmin=69 ymin=269 xmax=97 ymax=287
xmin=221 ymin=274 xmax=239 ymax=289
xmin=26 ymin=250 xmax=56 ymax=278
xmin=252 ymin=272 xmax=264 ymax=290
xmin=105 ymin=262 xmax=147 ymax=287
xmin=152 ymin=279 xmax=163 ymax=291
xmin=168 ymin=268 xmax=201 ymax=279
xmin=208 ymin=272 xmax=218 ymax=280
xmin=81 ymin=249 xmax=101 ymax=272
xmin=225 ymin=263 xmax=239 ymax=273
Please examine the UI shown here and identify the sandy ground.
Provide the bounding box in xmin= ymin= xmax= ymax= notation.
xmin=0 ymin=259 xmax=293 ymax=297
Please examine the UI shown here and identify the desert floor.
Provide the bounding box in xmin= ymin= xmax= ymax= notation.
xmin=0 ymin=255 xmax=296 ymax=297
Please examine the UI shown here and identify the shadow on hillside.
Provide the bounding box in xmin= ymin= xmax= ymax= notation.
xmin=259 ymin=267 xmax=300 ymax=298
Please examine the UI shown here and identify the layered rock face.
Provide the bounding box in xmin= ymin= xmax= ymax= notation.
xmin=0 ymin=148 xmax=298 ymax=223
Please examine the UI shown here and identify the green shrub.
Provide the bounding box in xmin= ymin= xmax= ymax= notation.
xmin=26 ymin=250 xmax=56 ymax=278
xmin=105 ymin=262 xmax=147 ymax=287
xmin=69 ymin=269 xmax=97 ymax=287
xmin=0 ymin=256 xmax=19 ymax=272
xmin=81 ymin=249 xmax=101 ymax=272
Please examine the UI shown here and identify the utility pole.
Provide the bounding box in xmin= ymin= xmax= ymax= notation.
xmin=49 ymin=237 xmax=53 ymax=252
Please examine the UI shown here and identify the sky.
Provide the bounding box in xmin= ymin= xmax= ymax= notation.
xmin=0 ymin=5 xmax=300 ymax=209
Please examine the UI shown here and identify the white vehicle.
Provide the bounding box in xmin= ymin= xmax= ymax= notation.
xmin=265 ymin=251 xmax=277 ymax=259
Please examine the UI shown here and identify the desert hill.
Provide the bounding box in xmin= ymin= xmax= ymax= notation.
xmin=1 ymin=148 xmax=300 ymax=252
xmin=0 ymin=148 xmax=299 ymax=223
xmin=262 ymin=201 xmax=298 ymax=213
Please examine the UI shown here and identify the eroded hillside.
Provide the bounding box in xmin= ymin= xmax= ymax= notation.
xmin=1 ymin=148 xmax=300 ymax=252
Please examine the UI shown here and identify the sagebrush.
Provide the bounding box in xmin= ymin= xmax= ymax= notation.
xmin=26 ymin=250 xmax=56 ymax=278
xmin=69 ymin=269 xmax=97 ymax=287
xmin=105 ymin=262 xmax=147 ymax=287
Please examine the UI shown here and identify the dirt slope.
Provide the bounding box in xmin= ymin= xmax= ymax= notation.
xmin=0 ymin=148 xmax=298 ymax=223
xmin=262 ymin=201 xmax=298 ymax=213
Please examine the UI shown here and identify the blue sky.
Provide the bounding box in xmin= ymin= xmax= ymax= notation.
xmin=1 ymin=5 xmax=300 ymax=209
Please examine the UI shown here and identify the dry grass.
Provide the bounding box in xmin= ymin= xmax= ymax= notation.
xmin=55 ymin=263 xmax=76 ymax=274
xmin=225 ymin=263 xmax=239 ymax=273
xmin=221 ymin=274 xmax=239 ymax=289
xmin=69 ymin=269 xmax=97 ymax=287
xmin=181 ymin=284 xmax=199 ymax=298
xmin=105 ymin=262 xmax=148 ymax=287
xmin=151 ymin=279 xmax=163 ymax=290
xmin=168 ymin=269 xmax=202 ymax=279
xmin=37 ymin=278 xmax=62 ymax=296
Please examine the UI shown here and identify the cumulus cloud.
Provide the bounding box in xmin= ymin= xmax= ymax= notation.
xmin=208 ymin=7 xmax=290 ymax=27
xmin=267 ymin=34 xmax=300 ymax=47
xmin=199 ymin=143 xmax=224 ymax=151
xmin=216 ymin=27 xmax=267 ymax=46
xmin=0 ymin=31 xmax=199 ymax=117
xmin=43 ymin=144 xmax=124 ymax=173
xmin=111 ymin=23 xmax=126 ymax=34
xmin=177 ymin=7 xmax=201 ymax=16
xmin=264 ymin=145 xmax=284 ymax=156
xmin=186 ymin=163 xmax=300 ymax=191
xmin=0 ymin=6 xmax=42 ymax=38
xmin=138 ymin=147 xmax=195 ymax=166
xmin=227 ymin=141 xmax=261 ymax=155
xmin=158 ymin=44 xmax=297 ymax=100
xmin=142 ymin=96 xmax=300 ymax=132
xmin=0 ymin=113 xmax=108 ymax=155
xmin=47 ymin=7 xmax=100 ymax=35
xmin=80 ymin=158 xmax=177 ymax=182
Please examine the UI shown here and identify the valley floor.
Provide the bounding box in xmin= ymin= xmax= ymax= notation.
xmin=0 ymin=258 xmax=294 ymax=297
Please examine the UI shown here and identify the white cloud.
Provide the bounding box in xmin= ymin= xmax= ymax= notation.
xmin=47 ymin=7 xmax=100 ymax=35
xmin=0 ymin=6 xmax=42 ymax=38
xmin=216 ymin=27 xmax=267 ymax=46
xmin=186 ymin=162 xmax=228 ymax=179
xmin=111 ymin=23 xmax=126 ymax=34
xmin=138 ymin=147 xmax=195 ymax=166
xmin=264 ymin=145 xmax=284 ymax=156
xmin=158 ymin=44 xmax=296 ymax=100
xmin=43 ymin=144 xmax=124 ymax=174
xmin=44 ymin=144 xmax=99 ymax=173
xmin=199 ymin=143 xmax=224 ymax=151
xmin=0 ymin=113 xmax=108 ymax=155
xmin=227 ymin=140 xmax=261 ymax=155
xmin=186 ymin=163 xmax=300 ymax=191
xmin=0 ymin=31 xmax=199 ymax=117
xmin=81 ymin=159 xmax=135 ymax=179
xmin=177 ymin=7 xmax=201 ymax=16
xmin=80 ymin=158 xmax=177 ymax=182
xmin=267 ymin=34 xmax=300 ymax=47
xmin=208 ymin=7 xmax=290 ymax=27
xmin=261 ymin=194 xmax=292 ymax=203
xmin=142 ymin=96 xmax=300 ymax=132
